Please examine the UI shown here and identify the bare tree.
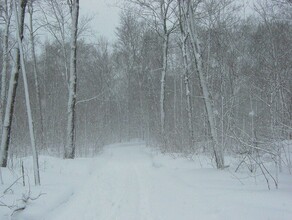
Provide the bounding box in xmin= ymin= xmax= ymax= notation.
xmin=178 ymin=0 xmax=194 ymax=149
xmin=0 ymin=0 xmax=12 ymax=140
xmin=39 ymin=0 xmax=71 ymax=88
xmin=129 ymin=0 xmax=177 ymax=140
xmin=13 ymin=0 xmax=40 ymax=185
xmin=184 ymin=0 xmax=225 ymax=168
xmin=0 ymin=0 xmax=27 ymax=167
xmin=28 ymin=0 xmax=45 ymax=149
xmin=64 ymin=0 xmax=79 ymax=159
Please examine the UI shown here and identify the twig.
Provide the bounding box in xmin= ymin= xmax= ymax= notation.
xmin=230 ymin=133 xmax=278 ymax=156
xmin=3 ymin=176 xmax=23 ymax=194
xmin=261 ymin=161 xmax=278 ymax=189
xmin=235 ymin=155 xmax=247 ymax=172
xmin=227 ymin=169 xmax=245 ymax=185
xmin=21 ymin=161 xmax=25 ymax=187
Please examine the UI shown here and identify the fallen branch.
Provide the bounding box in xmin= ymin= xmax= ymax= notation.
xmin=0 ymin=176 xmax=46 ymax=216
xmin=3 ymin=176 xmax=23 ymax=194
xmin=11 ymin=191 xmax=46 ymax=216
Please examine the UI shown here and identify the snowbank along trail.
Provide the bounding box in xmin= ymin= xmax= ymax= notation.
xmin=9 ymin=142 xmax=292 ymax=220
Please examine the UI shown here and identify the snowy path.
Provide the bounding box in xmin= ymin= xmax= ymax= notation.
xmin=8 ymin=142 xmax=291 ymax=220
xmin=45 ymin=144 xmax=156 ymax=220
xmin=41 ymin=143 xmax=292 ymax=220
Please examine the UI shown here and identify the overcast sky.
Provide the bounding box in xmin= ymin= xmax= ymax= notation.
xmin=79 ymin=0 xmax=121 ymax=42
xmin=78 ymin=0 xmax=256 ymax=42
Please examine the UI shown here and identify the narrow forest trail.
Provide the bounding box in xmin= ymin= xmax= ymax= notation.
xmin=39 ymin=142 xmax=292 ymax=220
xmin=45 ymin=144 xmax=156 ymax=220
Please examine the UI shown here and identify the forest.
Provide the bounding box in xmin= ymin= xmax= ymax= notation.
xmin=0 ymin=0 xmax=292 ymax=220
xmin=0 ymin=0 xmax=291 ymax=218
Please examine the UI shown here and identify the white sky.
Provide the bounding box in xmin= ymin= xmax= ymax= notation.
xmin=79 ymin=0 xmax=122 ymax=42
xmin=79 ymin=0 xmax=256 ymax=42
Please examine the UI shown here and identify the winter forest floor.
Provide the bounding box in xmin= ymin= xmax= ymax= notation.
xmin=0 ymin=141 xmax=292 ymax=220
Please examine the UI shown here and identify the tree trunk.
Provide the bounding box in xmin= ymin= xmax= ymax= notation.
xmin=160 ymin=35 xmax=168 ymax=138
xmin=179 ymin=1 xmax=194 ymax=149
xmin=0 ymin=0 xmax=27 ymax=167
xmin=64 ymin=0 xmax=79 ymax=159
xmin=186 ymin=0 xmax=224 ymax=169
xmin=173 ymin=70 xmax=177 ymax=136
xmin=139 ymin=81 xmax=145 ymax=140
xmin=28 ymin=1 xmax=45 ymax=149
xmin=0 ymin=0 xmax=11 ymax=135
xmin=14 ymin=0 xmax=40 ymax=185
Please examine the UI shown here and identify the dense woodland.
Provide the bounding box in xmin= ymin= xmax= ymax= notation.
xmin=0 ymin=0 xmax=291 ymax=183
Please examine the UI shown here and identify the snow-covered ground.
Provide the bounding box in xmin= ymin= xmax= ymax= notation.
xmin=0 ymin=142 xmax=292 ymax=220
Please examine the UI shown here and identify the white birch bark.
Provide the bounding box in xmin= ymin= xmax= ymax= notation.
xmin=0 ymin=0 xmax=27 ymax=167
xmin=64 ymin=0 xmax=79 ymax=159
xmin=159 ymin=0 xmax=173 ymax=139
xmin=179 ymin=1 xmax=194 ymax=148
xmin=173 ymin=69 xmax=177 ymax=135
xmin=0 ymin=0 xmax=12 ymax=138
xmin=13 ymin=0 xmax=40 ymax=185
xmin=160 ymin=35 xmax=168 ymax=136
xmin=28 ymin=1 xmax=45 ymax=148
xmin=186 ymin=0 xmax=224 ymax=168
xmin=139 ymin=80 xmax=145 ymax=140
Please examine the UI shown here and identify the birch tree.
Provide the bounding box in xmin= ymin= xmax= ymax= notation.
xmin=64 ymin=0 xmax=79 ymax=159
xmin=13 ymin=0 xmax=40 ymax=185
xmin=28 ymin=0 xmax=44 ymax=148
xmin=0 ymin=0 xmax=27 ymax=167
xmin=129 ymin=0 xmax=177 ymax=139
xmin=178 ymin=0 xmax=194 ymax=149
xmin=184 ymin=0 xmax=225 ymax=169
xmin=0 ymin=0 xmax=12 ymax=139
